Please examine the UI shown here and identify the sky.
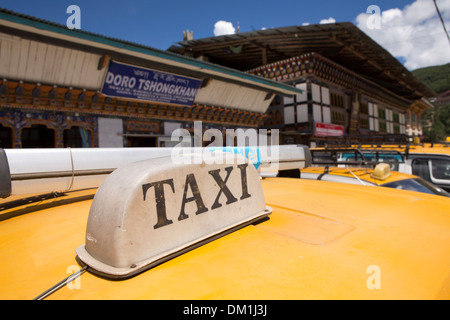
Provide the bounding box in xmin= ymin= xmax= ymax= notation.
xmin=1 ymin=0 xmax=449 ymax=70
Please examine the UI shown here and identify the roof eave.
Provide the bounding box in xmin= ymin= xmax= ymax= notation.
xmin=0 ymin=8 xmax=301 ymax=97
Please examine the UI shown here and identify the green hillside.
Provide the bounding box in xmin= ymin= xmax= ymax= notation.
xmin=412 ymin=62 xmax=450 ymax=94
xmin=412 ymin=62 xmax=450 ymax=142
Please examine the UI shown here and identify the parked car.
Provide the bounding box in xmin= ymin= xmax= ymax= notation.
xmin=299 ymin=163 xmax=449 ymax=197
xmin=311 ymin=143 xmax=450 ymax=192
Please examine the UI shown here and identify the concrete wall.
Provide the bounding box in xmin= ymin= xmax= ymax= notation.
xmin=98 ymin=117 xmax=124 ymax=147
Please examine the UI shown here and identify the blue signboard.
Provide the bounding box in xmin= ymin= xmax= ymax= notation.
xmin=101 ymin=60 xmax=202 ymax=106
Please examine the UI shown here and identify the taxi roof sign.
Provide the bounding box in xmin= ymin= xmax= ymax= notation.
xmin=76 ymin=152 xmax=271 ymax=278
xmin=371 ymin=163 xmax=391 ymax=181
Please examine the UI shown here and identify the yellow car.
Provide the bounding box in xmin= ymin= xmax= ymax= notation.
xmin=1 ymin=146 xmax=450 ymax=302
xmin=311 ymin=143 xmax=450 ymax=192
xmin=300 ymin=163 xmax=449 ymax=197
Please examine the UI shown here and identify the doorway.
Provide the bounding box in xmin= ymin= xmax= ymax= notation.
xmin=126 ymin=136 xmax=157 ymax=147
xmin=21 ymin=124 xmax=55 ymax=148
xmin=0 ymin=124 xmax=12 ymax=148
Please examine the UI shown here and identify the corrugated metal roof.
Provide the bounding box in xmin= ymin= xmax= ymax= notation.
xmin=194 ymin=78 xmax=272 ymax=111
xmin=0 ymin=33 xmax=105 ymax=90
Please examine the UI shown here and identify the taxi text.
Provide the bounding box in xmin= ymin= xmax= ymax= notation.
xmin=142 ymin=164 xmax=251 ymax=229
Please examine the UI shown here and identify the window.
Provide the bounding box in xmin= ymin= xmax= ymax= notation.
xmin=412 ymin=158 xmax=450 ymax=183
xmin=382 ymin=178 xmax=449 ymax=197
xmin=313 ymin=104 xmax=321 ymax=122
xmin=331 ymin=93 xmax=344 ymax=108
xmin=359 ymin=117 xmax=369 ymax=130
xmin=297 ymin=104 xmax=308 ymax=123
xmin=283 ymin=96 xmax=294 ymax=105
xmin=359 ymin=102 xmax=369 ymax=129
xmin=393 ymin=113 xmax=400 ymax=123
xmin=284 ymin=106 xmax=295 ymax=124
xmin=378 ymin=108 xmax=386 ymax=120
xmin=431 ymin=159 xmax=450 ymax=181
xmin=21 ymin=124 xmax=55 ymax=148
xmin=332 ymin=109 xmax=345 ymax=125
xmin=321 ymin=87 xmax=330 ymax=105
xmin=368 ymin=104 xmax=400 ymax=134
xmin=0 ymin=124 xmax=12 ymax=148
xmin=331 ymin=92 xmax=345 ymax=126
xmin=323 ymin=106 xmax=331 ymax=124
xmin=126 ymin=136 xmax=157 ymax=147
xmin=412 ymin=159 xmax=430 ymax=181
xmin=295 ymin=83 xmax=307 ymax=102
xmin=64 ymin=126 xmax=92 ymax=148
xmin=360 ymin=102 xmax=368 ymax=115
xmin=312 ymin=83 xmax=321 ymax=102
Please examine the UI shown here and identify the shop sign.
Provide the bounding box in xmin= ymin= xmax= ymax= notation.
xmin=315 ymin=122 xmax=344 ymax=137
xmin=101 ymin=60 xmax=202 ymax=106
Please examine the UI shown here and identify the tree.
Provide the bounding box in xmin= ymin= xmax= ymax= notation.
xmin=421 ymin=104 xmax=447 ymax=142
xmin=438 ymin=104 xmax=450 ymax=136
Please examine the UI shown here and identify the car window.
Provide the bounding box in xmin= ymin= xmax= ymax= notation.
xmin=343 ymin=152 xmax=401 ymax=170
xmin=382 ymin=178 xmax=450 ymax=197
xmin=411 ymin=159 xmax=431 ymax=181
xmin=430 ymin=159 xmax=450 ymax=181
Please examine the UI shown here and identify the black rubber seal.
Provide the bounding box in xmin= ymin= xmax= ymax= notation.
xmin=0 ymin=149 xmax=11 ymax=199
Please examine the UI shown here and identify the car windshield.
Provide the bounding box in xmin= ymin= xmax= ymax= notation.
xmin=382 ymin=178 xmax=450 ymax=197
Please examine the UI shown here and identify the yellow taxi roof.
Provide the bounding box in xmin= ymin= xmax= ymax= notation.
xmin=311 ymin=143 xmax=450 ymax=156
xmin=357 ymin=143 xmax=450 ymax=155
xmin=1 ymin=178 xmax=450 ymax=300
xmin=301 ymin=166 xmax=414 ymax=186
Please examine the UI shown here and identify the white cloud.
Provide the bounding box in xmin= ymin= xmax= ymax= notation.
xmin=320 ymin=17 xmax=336 ymax=24
xmin=213 ymin=20 xmax=236 ymax=36
xmin=356 ymin=0 xmax=450 ymax=70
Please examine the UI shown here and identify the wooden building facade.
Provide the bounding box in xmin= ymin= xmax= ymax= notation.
xmin=0 ymin=9 xmax=300 ymax=149
xmin=170 ymin=23 xmax=435 ymax=146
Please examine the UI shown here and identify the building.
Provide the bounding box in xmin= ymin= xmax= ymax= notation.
xmin=169 ymin=23 xmax=435 ymax=146
xmin=0 ymin=9 xmax=301 ymax=149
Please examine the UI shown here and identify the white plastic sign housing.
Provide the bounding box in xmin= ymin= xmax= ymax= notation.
xmin=1 ymin=145 xmax=311 ymax=200
xmin=76 ymin=152 xmax=271 ymax=278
